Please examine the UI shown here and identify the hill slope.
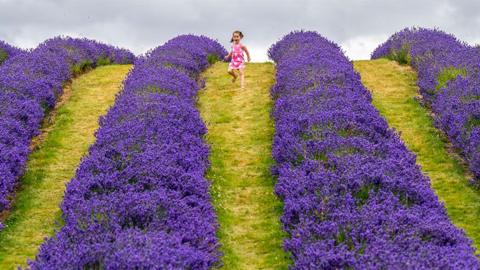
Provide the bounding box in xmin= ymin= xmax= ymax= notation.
xmin=198 ymin=62 xmax=290 ymax=269
xmin=0 ymin=65 xmax=132 ymax=268
xmin=354 ymin=59 xmax=480 ymax=252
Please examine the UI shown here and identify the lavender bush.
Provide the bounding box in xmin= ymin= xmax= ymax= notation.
xmin=0 ymin=40 xmax=23 ymax=65
xmin=372 ymin=27 xmax=480 ymax=184
xmin=0 ymin=37 xmax=135 ymax=229
xmin=28 ymin=35 xmax=227 ymax=269
xmin=269 ymin=31 xmax=479 ymax=269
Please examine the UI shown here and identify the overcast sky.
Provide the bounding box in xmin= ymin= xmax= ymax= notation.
xmin=1 ymin=0 xmax=479 ymax=61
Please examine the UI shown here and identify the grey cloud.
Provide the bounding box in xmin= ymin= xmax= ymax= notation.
xmin=0 ymin=0 xmax=479 ymax=61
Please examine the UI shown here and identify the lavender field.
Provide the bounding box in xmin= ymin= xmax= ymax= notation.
xmin=269 ymin=31 xmax=478 ymax=269
xmin=1 ymin=20 xmax=480 ymax=270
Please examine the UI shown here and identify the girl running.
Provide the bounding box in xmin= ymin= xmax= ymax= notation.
xmin=224 ymin=30 xmax=251 ymax=88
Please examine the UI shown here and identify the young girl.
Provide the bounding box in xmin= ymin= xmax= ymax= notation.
xmin=224 ymin=30 xmax=251 ymax=88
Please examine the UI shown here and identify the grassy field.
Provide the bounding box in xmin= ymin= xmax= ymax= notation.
xmin=0 ymin=65 xmax=132 ymax=269
xmin=198 ymin=62 xmax=290 ymax=269
xmin=354 ymin=59 xmax=480 ymax=252
xmin=4 ymin=58 xmax=475 ymax=268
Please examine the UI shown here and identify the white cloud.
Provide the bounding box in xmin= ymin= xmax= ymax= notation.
xmin=0 ymin=0 xmax=479 ymax=60
xmin=340 ymin=35 xmax=390 ymax=60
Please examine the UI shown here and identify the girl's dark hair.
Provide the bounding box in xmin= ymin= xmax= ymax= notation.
xmin=230 ymin=31 xmax=244 ymax=42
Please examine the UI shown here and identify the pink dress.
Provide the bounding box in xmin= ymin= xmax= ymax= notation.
xmin=229 ymin=43 xmax=245 ymax=70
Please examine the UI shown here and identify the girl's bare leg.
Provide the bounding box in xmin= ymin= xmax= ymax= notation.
xmin=239 ymin=69 xmax=245 ymax=89
xmin=228 ymin=69 xmax=237 ymax=82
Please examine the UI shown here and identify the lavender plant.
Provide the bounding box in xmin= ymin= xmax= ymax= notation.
xmin=372 ymin=27 xmax=480 ymax=184
xmin=0 ymin=40 xmax=23 ymax=65
xmin=269 ymin=31 xmax=479 ymax=269
xmin=0 ymin=37 xmax=135 ymax=229
xmin=28 ymin=35 xmax=227 ymax=269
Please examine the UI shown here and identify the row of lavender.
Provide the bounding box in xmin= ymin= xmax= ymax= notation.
xmin=0 ymin=37 xmax=134 ymax=228
xmin=269 ymin=31 xmax=478 ymax=269
xmin=0 ymin=40 xmax=23 ymax=64
xmin=28 ymin=35 xmax=227 ymax=269
xmin=372 ymin=28 xmax=480 ymax=184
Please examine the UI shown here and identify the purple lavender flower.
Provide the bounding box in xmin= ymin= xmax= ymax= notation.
xmin=28 ymin=35 xmax=227 ymax=269
xmin=372 ymin=27 xmax=480 ymax=184
xmin=0 ymin=40 xmax=23 ymax=65
xmin=270 ymin=30 xmax=479 ymax=269
xmin=0 ymin=37 xmax=135 ymax=229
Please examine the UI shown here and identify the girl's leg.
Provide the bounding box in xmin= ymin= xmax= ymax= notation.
xmin=239 ymin=68 xmax=245 ymax=88
xmin=228 ymin=69 xmax=237 ymax=82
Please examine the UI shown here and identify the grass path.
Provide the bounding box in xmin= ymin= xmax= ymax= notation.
xmin=198 ymin=62 xmax=290 ymax=269
xmin=0 ymin=65 xmax=132 ymax=269
xmin=354 ymin=59 xmax=480 ymax=252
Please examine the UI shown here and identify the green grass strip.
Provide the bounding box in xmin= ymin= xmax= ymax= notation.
xmin=436 ymin=66 xmax=466 ymax=92
xmin=198 ymin=62 xmax=290 ymax=269
xmin=354 ymin=59 xmax=480 ymax=252
xmin=0 ymin=65 xmax=132 ymax=269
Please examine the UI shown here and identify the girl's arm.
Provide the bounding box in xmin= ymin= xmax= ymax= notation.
xmin=224 ymin=51 xmax=232 ymax=60
xmin=242 ymin=45 xmax=251 ymax=62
